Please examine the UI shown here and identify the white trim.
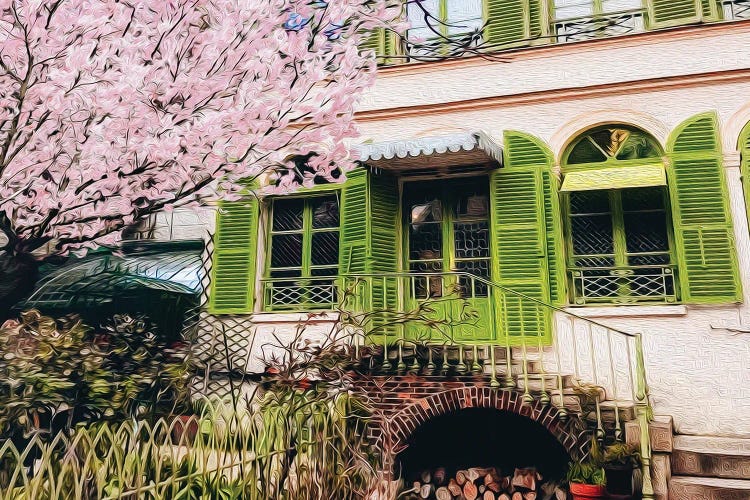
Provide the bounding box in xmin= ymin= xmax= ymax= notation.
xmin=563 ymin=305 xmax=688 ymax=318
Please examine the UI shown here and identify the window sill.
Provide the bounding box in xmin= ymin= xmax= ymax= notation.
xmin=252 ymin=311 xmax=340 ymax=323
xmin=563 ymin=304 xmax=688 ymax=318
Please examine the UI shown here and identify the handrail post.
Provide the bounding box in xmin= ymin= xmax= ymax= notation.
xmin=635 ymin=333 xmax=655 ymax=499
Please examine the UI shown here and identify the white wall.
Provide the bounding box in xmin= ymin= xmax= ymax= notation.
xmin=194 ymin=25 xmax=750 ymax=437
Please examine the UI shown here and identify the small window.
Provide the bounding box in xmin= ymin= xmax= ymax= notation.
xmin=266 ymin=195 xmax=340 ymax=310
xmin=553 ymin=0 xmax=645 ymax=42
xmin=565 ymin=127 xmax=662 ymax=166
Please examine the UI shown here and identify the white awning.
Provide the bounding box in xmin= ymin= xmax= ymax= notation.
xmin=355 ymin=131 xmax=503 ymax=171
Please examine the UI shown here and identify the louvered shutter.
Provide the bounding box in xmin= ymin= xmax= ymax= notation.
xmin=360 ymin=28 xmax=396 ymax=64
xmin=668 ymin=112 xmax=741 ymax=303
xmin=340 ymin=168 xmax=369 ymax=276
xmin=647 ymin=0 xmax=720 ymax=29
xmin=491 ymin=132 xmax=554 ymax=343
xmin=485 ymin=0 xmax=545 ymax=49
xmin=543 ymin=169 xmax=566 ymax=305
xmin=209 ymin=195 xmax=260 ymax=314
xmin=368 ymin=170 xmax=400 ymax=338
xmin=741 ymin=126 xmax=750 ymax=233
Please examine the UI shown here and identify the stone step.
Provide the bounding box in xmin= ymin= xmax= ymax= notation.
xmin=669 ymin=476 xmax=750 ymax=500
xmin=516 ymin=373 xmax=576 ymax=392
xmin=672 ymin=435 xmax=750 ymax=480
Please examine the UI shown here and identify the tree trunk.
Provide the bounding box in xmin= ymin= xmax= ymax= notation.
xmin=0 ymin=250 xmax=40 ymax=322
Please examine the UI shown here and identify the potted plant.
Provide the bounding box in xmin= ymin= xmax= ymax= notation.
xmin=604 ymin=442 xmax=641 ymax=498
xmin=567 ymin=461 xmax=607 ymax=500
xmin=567 ymin=436 xmax=607 ymax=500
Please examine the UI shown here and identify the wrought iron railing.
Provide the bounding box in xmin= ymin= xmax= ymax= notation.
xmin=261 ymin=277 xmax=339 ymax=311
xmin=334 ymin=271 xmax=655 ymax=497
xmin=724 ymin=0 xmax=750 ymax=20
xmin=554 ymin=8 xmax=646 ymax=43
xmin=569 ymin=265 xmax=677 ymax=305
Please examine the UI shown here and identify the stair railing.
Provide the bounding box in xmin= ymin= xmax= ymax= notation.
xmin=337 ymin=271 xmax=654 ymax=499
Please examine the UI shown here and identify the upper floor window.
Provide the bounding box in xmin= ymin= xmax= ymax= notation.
xmin=407 ymin=0 xmax=483 ymax=56
xmin=561 ymin=126 xmax=677 ymax=305
xmin=265 ymin=195 xmax=340 ymax=310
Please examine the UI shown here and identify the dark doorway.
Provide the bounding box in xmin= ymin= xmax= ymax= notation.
xmin=396 ymin=407 xmax=570 ymax=483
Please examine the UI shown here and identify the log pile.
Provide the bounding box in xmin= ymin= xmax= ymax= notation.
xmin=403 ymin=467 xmax=567 ymax=500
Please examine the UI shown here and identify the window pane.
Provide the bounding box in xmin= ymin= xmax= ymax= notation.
xmin=311 ymin=231 xmax=339 ymax=266
xmin=571 ymin=214 xmax=614 ymax=256
xmin=456 ymin=188 xmax=489 ymax=219
xmin=569 ymin=190 xmax=611 ymax=214
xmin=273 ymin=198 xmax=304 ymax=231
xmin=624 ymin=212 xmax=669 ymax=254
xmin=621 ymin=187 xmax=665 ymax=211
xmin=616 ymin=132 xmax=661 ymax=160
xmin=567 ymin=137 xmax=607 ymax=164
xmin=408 ymin=0 xmax=439 ymax=29
xmin=601 ymin=0 xmax=642 ymax=13
xmin=271 ymin=234 xmax=303 ymax=268
xmin=454 ymin=221 xmax=490 ymax=259
xmin=446 ymin=0 xmax=483 ymax=35
xmin=311 ymin=195 xmax=339 ymax=229
xmin=410 ymin=222 xmax=442 ymax=260
xmin=554 ymin=0 xmax=594 ymax=18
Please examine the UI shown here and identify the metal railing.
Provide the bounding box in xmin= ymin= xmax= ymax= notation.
xmin=569 ymin=265 xmax=677 ymax=305
xmin=724 ymin=0 xmax=750 ymax=20
xmin=554 ymin=8 xmax=646 ymax=43
xmin=331 ymin=271 xmax=655 ymax=496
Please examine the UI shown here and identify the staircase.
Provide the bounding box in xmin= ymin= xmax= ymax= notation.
xmin=669 ymin=435 xmax=750 ymax=499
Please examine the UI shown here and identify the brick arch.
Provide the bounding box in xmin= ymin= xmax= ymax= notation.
xmin=387 ymin=387 xmax=581 ymax=457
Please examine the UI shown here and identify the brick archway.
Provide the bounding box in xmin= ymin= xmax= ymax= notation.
xmin=386 ymin=387 xmax=581 ymax=457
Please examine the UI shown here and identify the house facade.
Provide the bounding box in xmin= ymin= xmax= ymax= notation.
xmin=169 ymin=2 xmax=750 ymax=498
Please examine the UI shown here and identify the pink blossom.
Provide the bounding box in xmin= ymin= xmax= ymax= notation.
xmin=0 ymin=0 xmax=400 ymax=257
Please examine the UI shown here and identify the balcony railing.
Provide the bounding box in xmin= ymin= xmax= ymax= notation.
xmin=569 ymin=265 xmax=678 ymax=305
xmin=554 ymin=8 xmax=646 ymax=44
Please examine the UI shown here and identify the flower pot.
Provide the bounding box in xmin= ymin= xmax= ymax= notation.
xmin=605 ymin=464 xmax=634 ymax=496
xmin=569 ymin=482 xmax=608 ymax=500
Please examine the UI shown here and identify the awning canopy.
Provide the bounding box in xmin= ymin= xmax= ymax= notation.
xmin=560 ymin=164 xmax=667 ymax=192
xmin=355 ymin=131 xmax=503 ymax=171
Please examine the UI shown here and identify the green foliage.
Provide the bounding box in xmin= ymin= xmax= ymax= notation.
xmin=567 ymin=461 xmax=607 ymax=486
xmin=604 ymin=442 xmax=641 ymax=468
xmin=0 ymin=310 xmax=192 ymax=441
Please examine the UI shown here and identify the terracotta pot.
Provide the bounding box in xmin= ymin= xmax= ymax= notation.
xmin=569 ymin=482 xmax=608 ymax=500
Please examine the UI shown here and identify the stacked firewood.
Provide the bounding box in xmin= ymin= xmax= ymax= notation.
xmin=403 ymin=467 xmax=567 ymax=500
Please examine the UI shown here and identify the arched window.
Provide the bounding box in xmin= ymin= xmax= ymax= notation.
xmin=561 ymin=126 xmax=677 ymax=305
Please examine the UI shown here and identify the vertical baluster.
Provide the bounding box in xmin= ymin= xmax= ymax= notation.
xmin=410 ymin=343 xmax=420 ymax=373
xmin=426 ymin=345 xmax=436 ymax=375
xmin=471 ymin=344 xmax=481 ymax=374
xmin=588 ymin=323 xmax=605 ymax=441
xmin=635 ymin=333 xmax=655 ymax=499
xmin=397 ymin=342 xmax=406 ymax=373
xmin=536 ymin=306 xmax=550 ymax=406
xmin=570 ymin=317 xmax=581 ymax=383
xmin=456 ymin=344 xmax=467 ymax=374
xmin=441 ymin=344 xmax=449 ymax=376
xmin=489 ymin=343 xmax=499 ymax=389
xmin=552 ymin=312 xmax=568 ymax=421
xmin=520 ymin=297 xmax=533 ymax=404
xmin=606 ymin=328 xmax=622 ymax=441
xmin=502 ymin=294 xmax=514 ymax=390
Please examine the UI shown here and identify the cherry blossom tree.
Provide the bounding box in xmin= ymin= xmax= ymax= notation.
xmin=0 ymin=0 xmax=402 ymax=315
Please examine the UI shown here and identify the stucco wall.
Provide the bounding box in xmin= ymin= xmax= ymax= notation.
xmin=191 ymin=24 xmax=750 ymax=437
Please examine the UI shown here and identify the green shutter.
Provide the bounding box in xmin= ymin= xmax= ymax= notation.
xmin=339 ymin=168 xmax=369 ymax=275
xmin=339 ymin=166 xmax=400 ymax=339
xmin=668 ymin=112 xmax=742 ymax=303
xmin=647 ymin=0 xmax=720 ymax=29
xmin=543 ymin=169 xmax=566 ymax=305
xmin=741 ymin=124 xmax=750 ymax=234
xmin=360 ymin=28 xmax=397 ymax=64
xmin=484 ymin=0 xmax=545 ymax=49
xmin=492 ymin=132 xmax=557 ymax=342
xmin=209 ymin=195 xmax=260 ymax=314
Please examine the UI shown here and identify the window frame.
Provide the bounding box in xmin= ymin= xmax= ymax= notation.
xmin=264 ymin=191 xmax=342 ymax=310
xmin=405 ymin=0 xmax=484 ymax=55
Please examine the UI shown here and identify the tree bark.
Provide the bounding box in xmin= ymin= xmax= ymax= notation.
xmin=0 ymin=250 xmax=40 ymax=322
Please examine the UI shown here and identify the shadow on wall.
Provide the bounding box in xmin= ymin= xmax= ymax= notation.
xmin=396 ymin=407 xmax=570 ymax=484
